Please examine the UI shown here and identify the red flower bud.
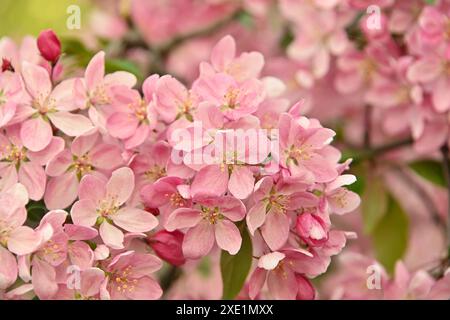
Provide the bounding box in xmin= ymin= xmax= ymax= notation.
xmin=37 ymin=29 xmax=61 ymax=64
xmin=144 ymin=206 xmax=160 ymax=216
xmin=148 ymin=230 xmax=185 ymax=266
xmin=296 ymin=213 xmax=328 ymax=246
xmin=1 ymin=58 xmax=14 ymax=72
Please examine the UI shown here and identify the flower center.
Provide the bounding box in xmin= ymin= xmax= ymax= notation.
xmin=200 ymin=206 xmax=223 ymax=225
xmin=90 ymin=85 xmax=111 ymax=106
xmin=1 ymin=143 xmax=27 ymax=167
xmin=97 ymin=197 xmax=119 ymax=218
xmin=286 ymin=144 xmax=312 ymax=164
xmin=144 ymin=165 xmax=166 ymax=182
xmin=223 ymin=87 xmax=240 ymax=110
xmin=32 ymin=93 xmax=56 ymax=115
xmin=129 ymin=100 xmax=149 ymax=123
xmin=112 ymin=266 xmax=137 ymax=294
xmin=168 ymin=192 xmax=187 ymax=208
xmin=72 ymin=154 xmax=93 ymax=180
xmin=266 ymin=192 xmax=290 ymax=214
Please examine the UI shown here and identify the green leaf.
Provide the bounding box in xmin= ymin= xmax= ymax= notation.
xmin=424 ymin=0 xmax=436 ymax=5
xmin=409 ymin=160 xmax=446 ymax=187
xmin=105 ymin=59 xmax=143 ymax=82
xmin=361 ymin=176 xmax=388 ymax=234
xmin=220 ymin=223 xmax=253 ymax=300
xmin=372 ymin=195 xmax=409 ymax=274
xmin=26 ymin=200 xmax=48 ymax=228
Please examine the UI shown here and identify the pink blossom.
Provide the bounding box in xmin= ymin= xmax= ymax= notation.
xmin=45 ymin=131 xmax=123 ymax=209
xmin=19 ymin=62 xmax=94 ymax=151
xmin=102 ymin=251 xmax=162 ymax=300
xmin=166 ymin=194 xmax=246 ymax=258
xmin=37 ymin=29 xmax=61 ymax=64
xmin=0 ymin=183 xmax=41 ymax=255
xmin=71 ymin=167 xmax=158 ymax=249
xmin=148 ymin=230 xmax=186 ymax=266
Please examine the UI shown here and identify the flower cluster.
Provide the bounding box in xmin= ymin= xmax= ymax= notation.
xmin=0 ymin=30 xmax=359 ymax=300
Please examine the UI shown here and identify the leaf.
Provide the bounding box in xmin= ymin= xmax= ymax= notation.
xmin=409 ymin=160 xmax=446 ymax=187
xmin=26 ymin=200 xmax=48 ymax=228
xmin=361 ymin=175 xmax=388 ymax=234
xmin=424 ymin=0 xmax=436 ymax=5
xmin=372 ymin=195 xmax=409 ymax=274
xmin=220 ymin=223 xmax=253 ymax=300
xmin=105 ymin=59 xmax=143 ymax=81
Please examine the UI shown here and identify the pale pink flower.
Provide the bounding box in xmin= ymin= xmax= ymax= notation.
xmin=73 ymin=51 xmax=137 ymax=131
xmin=107 ymin=75 xmax=159 ymax=149
xmin=279 ymin=113 xmax=338 ymax=183
xmin=248 ymin=249 xmax=315 ymax=300
xmin=45 ymin=131 xmax=123 ymax=209
xmin=0 ymin=245 xmax=17 ymax=291
xmin=407 ymin=45 xmax=450 ymax=112
xmin=202 ymin=35 xmax=264 ymax=82
xmin=192 ymin=73 xmax=265 ymax=121
xmin=155 ymin=75 xmax=199 ymax=123
xmin=0 ymin=126 xmax=63 ymax=200
xmin=321 ymin=174 xmax=361 ymax=215
xmin=246 ymin=176 xmax=318 ymax=250
xmin=54 ymin=267 xmax=105 ymax=300
xmin=385 ymin=262 xmax=450 ymax=300
xmin=71 ymin=167 xmax=158 ymax=249
xmin=0 ymin=183 xmax=41 ymax=255
xmin=102 ymin=251 xmax=162 ymax=300
xmin=18 ymin=62 xmax=94 ymax=151
xmin=0 ymin=71 xmax=22 ymax=128
xmin=166 ymin=194 xmax=246 ymax=258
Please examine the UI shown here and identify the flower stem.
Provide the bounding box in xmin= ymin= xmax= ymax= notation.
xmin=440 ymin=144 xmax=450 ymax=256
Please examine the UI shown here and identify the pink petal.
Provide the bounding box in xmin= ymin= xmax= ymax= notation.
xmin=215 ymin=220 xmax=242 ymax=255
xmin=85 ymin=51 xmax=105 ymax=92
xmin=32 ymin=258 xmax=58 ymax=300
xmin=44 ymin=173 xmax=79 ymax=210
xmin=267 ymin=267 xmax=297 ymax=300
xmin=165 ymin=208 xmax=202 ymax=231
xmin=47 ymin=111 xmax=94 ymax=137
xmin=246 ymin=202 xmax=267 ymax=235
xmin=80 ymin=268 xmax=105 ymax=297
xmin=190 ymin=165 xmax=228 ymax=197
xmin=8 ymin=226 xmax=40 ymax=255
xmin=182 ymin=221 xmax=215 ymax=259
xmin=78 ymin=174 xmax=107 ymax=203
xmin=21 ymin=62 xmax=51 ymax=99
xmin=261 ymin=212 xmax=290 ymax=251
xmin=18 ymin=161 xmax=46 ymax=201
xmin=112 ymin=207 xmax=158 ymax=232
xmin=248 ymin=267 xmax=267 ymax=300
xmin=126 ymin=276 xmax=162 ymax=300
xmin=99 ymin=221 xmax=124 ymax=249
xmin=70 ymin=199 xmax=98 ymax=227
xmin=211 ymin=35 xmax=235 ymax=71
xmin=107 ymin=112 xmax=139 ymax=139
xmin=90 ymin=143 xmax=123 ymax=170
xmin=68 ymin=241 xmax=94 ymax=270
xmin=45 ymin=149 xmax=72 ymax=177
xmin=228 ymin=166 xmax=255 ymax=199
xmin=432 ymin=76 xmax=450 ymax=112
xmin=258 ymin=252 xmax=285 ymax=270
xmin=106 ymin=167 xmax=134 ymax=205
xmin=0 ymin=246 xmax=17 ymax=289
xmin=20 ymin=117 xmax=53 ymax=152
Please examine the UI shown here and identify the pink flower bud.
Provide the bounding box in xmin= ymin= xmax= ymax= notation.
xmin=148 ymin=230 xmax=185 ymax=266
xmin=296 ymin=213 xmax=328 ymax=246
xmin=1 ymin=58 xmax=13 ymax=72
xmin=295 ymin=275 xmax=315 ymax=300
xmin=37 ymin=29 xmax=61 ymax=64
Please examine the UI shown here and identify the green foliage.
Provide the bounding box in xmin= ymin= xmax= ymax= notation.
xmin=361 ymin=176 xmax=388 ymax=234
xmin=220 ymin=223 xmax=253 ymax=300
xmin=372 ymin=195 xmax=409 ymax=274
xmin=0 ymin=0 xmax=89 ymax=38
xmin=409 ymin=160 xmax=446 ymax=187
xmin=26 ymin=200 xmax=47 ymax=228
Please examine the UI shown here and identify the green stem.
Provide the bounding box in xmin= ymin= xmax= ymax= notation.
xmin=346 ymin=138 xmax=413 ymax=164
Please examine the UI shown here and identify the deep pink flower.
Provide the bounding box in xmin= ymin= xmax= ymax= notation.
xmin=166 ymin=194 xmax=246 ymax=258
xmin=148 ymin=230 xmax=186 ymax=266
xmin=37 ymin=29 xmax=61 ymax=64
